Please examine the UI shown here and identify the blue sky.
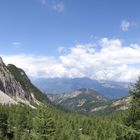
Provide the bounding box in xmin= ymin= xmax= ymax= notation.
xmin=0 ymin=0 xmax=140 ymax=82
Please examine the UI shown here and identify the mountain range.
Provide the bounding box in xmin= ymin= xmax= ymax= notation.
xmin=33 ymin=77 xmax=130 ymax=99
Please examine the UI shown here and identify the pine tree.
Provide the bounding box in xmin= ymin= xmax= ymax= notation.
xmin=0 ymin=105 xmax=8 ymax=139
xmin=126 ymin=77 xmax=140 ymax=139
xmin=32 ymin=106 xmax=55 ymax=140
xmin=127 ymin=77 xmax=140 ymax=128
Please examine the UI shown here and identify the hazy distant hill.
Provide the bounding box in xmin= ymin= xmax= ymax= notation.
xmin=33 ymin=77 xmax=129 ymax=99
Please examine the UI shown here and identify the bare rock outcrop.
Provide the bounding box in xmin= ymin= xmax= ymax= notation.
xmin=0 ymin=57 xmax=38 ymax=106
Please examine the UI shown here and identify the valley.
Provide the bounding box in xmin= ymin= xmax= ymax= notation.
xmin=1 ymin=1 xmax=140 ymax=139
xmin=0 ymin=57 xmax=139 ymax=140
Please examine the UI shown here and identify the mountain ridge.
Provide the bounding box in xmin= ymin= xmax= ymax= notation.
xmin=33 ymin=77 xmax=129 ymax=99
xmin=0 ymin=57 xmax=49 ymax=107
xmin=47 ymin=88 xmax=131 ymax=114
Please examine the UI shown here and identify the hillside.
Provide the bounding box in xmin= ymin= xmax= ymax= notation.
xmin=48 ymin=88 xmax=132 ymax=114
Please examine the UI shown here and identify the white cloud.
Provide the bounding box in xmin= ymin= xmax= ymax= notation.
xmin=1 ymin=38 xmax=140 ymax=82
xmin=60 ymin=39 xmax=140 ymax=82
xmin=1 ymin=54 xmax=63 ymax=78
xmin=120 ymin=20 xmax=137 ymax=32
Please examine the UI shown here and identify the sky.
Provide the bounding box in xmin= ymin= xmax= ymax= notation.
xmin=0 ymin=0 xmax=140 ymax=82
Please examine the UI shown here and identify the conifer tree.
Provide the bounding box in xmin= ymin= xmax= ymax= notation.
xmin=0 ymin=105 xmax=8 ymax=139
xmin=127 ymin=77 xmax=140 ymax=129
xmin=125 ymin=77 xmax=140 ymax=139
xmin=32 ymin=106 xmax=55 ymax=140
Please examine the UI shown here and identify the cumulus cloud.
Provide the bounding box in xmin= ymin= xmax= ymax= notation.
xmin=1 ymin=38 xmax=140 ymax=82
xmin=60 ymin=39 xmax=140 ymax=81
xmin=1 ymin=54 xmax=65 ymax=78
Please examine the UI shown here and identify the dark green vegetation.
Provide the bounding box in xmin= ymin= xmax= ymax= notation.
xmin=0 ymin=98 xmax=139 ymax=140
xmin=0 ymin=78 xmax=140 ymax=140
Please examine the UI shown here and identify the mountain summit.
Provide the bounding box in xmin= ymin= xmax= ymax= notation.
xmin=0 ymin=57 xmax=48 ymax=107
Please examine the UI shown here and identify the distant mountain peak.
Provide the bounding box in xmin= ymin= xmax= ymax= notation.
xmin=0 ymin=57 xmax=5 ymax=67
xmin=0 ymin=56 xmax=3 ymax=64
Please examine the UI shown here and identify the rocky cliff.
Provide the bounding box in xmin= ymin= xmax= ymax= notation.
xmin=0 ymin=57 xmax=48 ymax=106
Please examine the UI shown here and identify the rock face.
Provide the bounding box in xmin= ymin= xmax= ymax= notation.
xmin=0 ymin=59 xmax=30 ymax=100
xmin=0 ymin=90 xmax=17 ymax=104
xmin=0 ymin=57 xmax=39 ymax=106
